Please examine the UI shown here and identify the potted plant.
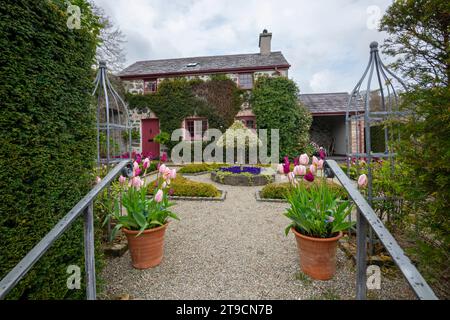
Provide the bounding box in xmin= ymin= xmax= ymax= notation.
xmin=105 ymin=160 xmax=179 ymax=269
xmin=284 ymin=154 xmax=354 ymax=280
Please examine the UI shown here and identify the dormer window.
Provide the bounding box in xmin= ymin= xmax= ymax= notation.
xmin=186 ymin=62 xmax=199 ymax=67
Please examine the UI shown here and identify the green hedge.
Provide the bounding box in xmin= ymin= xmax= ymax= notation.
xmin=0 ymin=1 xmax=101 ymax=299
xmin=261 ymin=181 xmax=347 ymax=200
xmin=148 ymin=175 xmax=220 ymax=198
xmin=178 ymin=163 xmax=230 ymax=174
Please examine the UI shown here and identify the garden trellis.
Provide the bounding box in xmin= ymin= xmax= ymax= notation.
xmin=93 ymin=61 xmax=132 ymax=168
xmin=345 ymin=41 xmax=408 ymax=253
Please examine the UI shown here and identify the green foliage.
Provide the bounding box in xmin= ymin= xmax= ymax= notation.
xmin=178 ymin=163 xmax=211 ymax=174
xmin=99 ymin=132 xmax=120 ymax=158
xmin=0 ymin=0 xmax=101 ymax=299
xmin=284 ymin=181 xmax=354 ymax=238
xmin=251 ymin=76 xmax=312 ymax=159
xmin=379 ymin=0 xmax=449 ymax=87
xmin=148 ymin=175 xmax=221 ymax=198
xmin=261 ymin=181 xmax=347 ymax=200
xmin=154 ymin=131 xmax=170 ymax=145
xmin=126 ymin=77 xmax=243 ymax=151
xmin=105 ymin=176 xmax=179 ymax=240
xmin=122 ymin=128 xmax=140 ymax=142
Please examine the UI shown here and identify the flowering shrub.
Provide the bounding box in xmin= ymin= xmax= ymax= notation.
xmin=283 ymin=153 xmax=354 ymax=238
xmin=104 ymin=160 xmax=179 ymax=239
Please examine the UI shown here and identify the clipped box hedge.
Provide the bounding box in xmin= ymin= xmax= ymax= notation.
xmin=178 ymin=163 xmax=230 ymax=174
xmin=0 ymin=1 xmax=100 ymax=299
xmin=260 ymin=181 xmax=347 ymax=200
xmin=148 ymin=175 xmax=221 ymax=198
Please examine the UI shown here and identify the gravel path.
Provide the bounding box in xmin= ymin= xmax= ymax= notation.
xmin=101 ymin=173 xmax=415 ymax=300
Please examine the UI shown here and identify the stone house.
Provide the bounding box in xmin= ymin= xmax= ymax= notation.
xmin=119 ymin=29 xmax=362 ymax=157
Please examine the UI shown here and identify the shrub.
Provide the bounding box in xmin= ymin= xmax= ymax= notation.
xmin=251 ymin=76 xmax=312 ymax=159
xmin=178 ymin=163 xmax=230 ymax=174
xmin=261 ymin=181 xmax=347 ymax=200
xmin=0 ymin=0 xmax=101 ymax=299
xmin=148 ymin=175 xmax=220 ymax=198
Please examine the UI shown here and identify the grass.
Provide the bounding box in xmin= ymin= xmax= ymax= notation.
xmin=294 ymin=271 xmax=312 ymax=285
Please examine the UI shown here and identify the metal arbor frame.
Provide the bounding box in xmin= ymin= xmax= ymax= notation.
xmin=345 ymin=42 xmax=408 ymax=252
xmin=93 ymin=61 xmax=132 ymax=168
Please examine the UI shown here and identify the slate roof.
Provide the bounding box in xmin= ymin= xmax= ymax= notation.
xmin=119 ymin=52 xmax=290 ymax=77
xmin=299 ymin=92 xmax=364 ymax=115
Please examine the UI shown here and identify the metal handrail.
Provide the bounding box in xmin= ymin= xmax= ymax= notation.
xmin=324 ymin=160 xmax=438 ymax=300
xmin=0 ymin=160 xmax=131 ymax=300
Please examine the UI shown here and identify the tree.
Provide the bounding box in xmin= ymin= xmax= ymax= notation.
xmin=379 ymin=0 xmax=449 ymax=87
xmin=91 ymin=3 xmax=126 ymax=73
xmin=251 ymin=76 xmax=312 ymax=159
xmin=380 ymin=0 xmax=450 ymax=298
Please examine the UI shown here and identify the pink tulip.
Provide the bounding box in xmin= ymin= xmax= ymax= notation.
xmin=133 ymin=161 xmax=139 ymax=171
xmin=159 ymin=164 xmax=167 ymax=174
xmin=163 ymin=167 xmax=172 ymax=180
xmin=358 ymin=174 xmax=368 ymax=188
xmin=277 ymin=164 xmax=284 ymax=174
xmin=294 ymin=165 xmax=306 ymax=176
xmin=312 ymin=156 xmax=319 ymax=166
xmin=299 ymin=154 xmax=309 ymax=165
xmin=317 ymin=159 xmax=324 ymax=170
xmin=95 ymin=176 xmax=101 ymax=184
xmin=154 ymin=189 xmax=163 ymax=203
xmin=143 ymin=158 xmax=150 ymax=169
xmin=162 ymin=181 xmax=167 ymax=189
xmin=287 ymin=171 xmax=295 ymax=182
xmin=170 ymin=168 xmax=177 ymax=179
xmin=129 ymin=176 xmax=143 ymax=189
xmin=309 ymin=164 xmax=316 ymax=175
xmin=118 ymin=175 xmax=126 ymax=185
xmin=135 ymin=168 xmax=142 ymax=177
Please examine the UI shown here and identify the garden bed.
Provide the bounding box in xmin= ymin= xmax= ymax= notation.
xmin=210 ymin=166 xmax=275 ymax=186
xmin=259 ymin=181 xmax=348 ymax=200
xmin=147 ymin=175 xmax=222 ymax=199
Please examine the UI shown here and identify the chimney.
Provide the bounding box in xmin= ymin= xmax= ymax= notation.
xmin=259 ymin=29 xmax=272 ymax=55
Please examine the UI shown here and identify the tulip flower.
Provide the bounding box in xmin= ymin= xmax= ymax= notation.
xmin=169 ymin=188 xmax=174 ymax=196
xmin=319 ymin=148 xmax=326 ymax=160
xmin=294 ymin=165 xmax=306 ymax=176
xmin=163 ymin=167 xmax=172 ymax=180
xmin=135 ymin=168 xmax=142 ymax=177
xmin=312 ymin=156 xmax=319 ymax=166
xmin=162 ymin=181 xmax=167 ymax=189
xmin=317 ymin=159 xmax=324 ymax=170
xmin=135 ymin=154 xmax=142 ymax=164
xmin=304 ymin=172 xmax=314 ymax=182
xmin=293 ymin=157 xmax=299 ymax=166
xmin=309 ymin=164 xmax=316 ymax=175
xmin=95 ymin=176 xmax=101 ymax=184
xmin=118 ymin=175 xmax=126 ymax=185
xmin=283 ymin=162 xmax=290 ymax=174
xmin=287 ymin=171 xmax=295 ymax=182
xmin=160 ymin=152 xmax=168 ymax=162
xmin=130 ymin=176 xmax=143 ymax=189
xmin=159 ymin=164 xmax=167 ymax=174
xmin=154 ymin=189 xmax=163 ymax=203
xmin=325 ymin=215 xmax=335 ymax=223
xmin=299 ymin=153 xmax=309 ymax=165
xmin=143 ymin=158 xmax=150 ymax=170
xmin=277 ymin=164 xmax=284 ymax=174
xmin=133 ymin=161 xmax=139 ymax=171
xmin=168 ymin=168 xmax=176 ymax=180
xmin=358 ymin=174 xmax=368 ymax=188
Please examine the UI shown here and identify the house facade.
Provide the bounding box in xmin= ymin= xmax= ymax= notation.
xmin=119 ymin=29 xmax=362 ymax=158
xmin=119 ymin=30 xmax=290 ymax=156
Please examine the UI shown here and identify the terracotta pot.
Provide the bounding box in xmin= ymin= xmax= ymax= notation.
xmin=292 ymin=228 xmax=343 ymax=280
xmin=123 ymin=223 xmax=168 ymax=269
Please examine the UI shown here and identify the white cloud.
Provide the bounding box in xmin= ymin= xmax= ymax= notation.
xmin=92 ymin=0 xmax=393 ymax=93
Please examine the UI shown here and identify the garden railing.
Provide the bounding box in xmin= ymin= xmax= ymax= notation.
xmin=324 ymin=159 xmax=438 ymax=300
xmin=0 ymin=160 xmax=131 ymax=300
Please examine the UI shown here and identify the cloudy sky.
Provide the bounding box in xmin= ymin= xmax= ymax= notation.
xmin=92 ymin=0 xmax=393 ymax=93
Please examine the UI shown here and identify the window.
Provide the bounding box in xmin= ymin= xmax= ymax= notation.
xmin=239 ymin=73 xmax=253 ymax=89
xmin=144 ymin=79 xmax=157 ymax=93
xmin=246 ymin=119 xmax=255 ymax=129
xmin=185 ymin=119 xmax=208 ymax=140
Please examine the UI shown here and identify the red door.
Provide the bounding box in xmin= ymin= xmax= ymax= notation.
xmin=141 ymin=118 xmax=160 ymax=158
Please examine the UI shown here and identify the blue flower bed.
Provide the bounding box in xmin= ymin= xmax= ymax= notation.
xmin=219 ymin=166 xmax=261 ymax=175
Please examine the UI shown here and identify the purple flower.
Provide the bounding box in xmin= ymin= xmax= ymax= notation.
xmin=293 ymin=157 xmax=299 ymax=166
xmin=325 ymin=215 xmax=335 ymax=223
xmin=319 ymin=149 xmax=326 ymax=160
xmin=219 ymin=166 xmax=261 ymax=175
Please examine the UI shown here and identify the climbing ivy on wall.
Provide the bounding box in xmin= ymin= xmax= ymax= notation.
xmin=0 ymin=0 xmax=101 ymax=299
xmin=126 ymin=76 xmax=243 ymax=149
xmin=251 ymin=76 xmax=312 ymax=159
